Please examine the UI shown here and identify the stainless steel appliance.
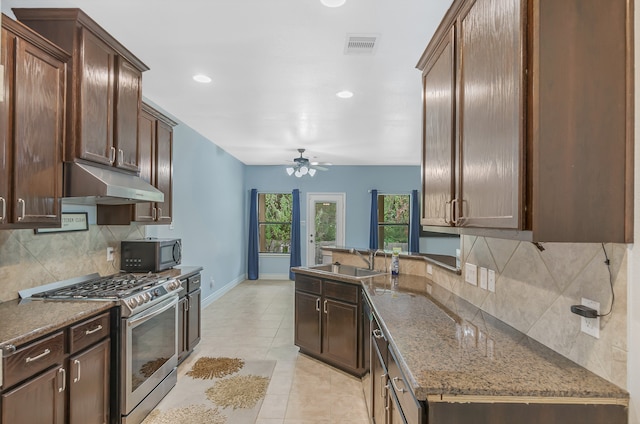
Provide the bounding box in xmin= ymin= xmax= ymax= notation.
xmin=21 ymin=272 xmax=182 ymax=424
xmin=121 ymin=238 xmax=182 ymax=272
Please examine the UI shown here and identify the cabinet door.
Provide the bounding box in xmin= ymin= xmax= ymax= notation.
xmin=13 ymin=37 xmax=64 ymax=226
xmin=114 ymin=57 xmax=142 ymax=172
xmin=78 ymin=28 xmax=115 ymax=166
xmin=0 ymin=29 xmax=12 ymax=226
xmin=422 ymin=26 xmax=456 ymax=226
xmin=388 ymin=389 xmax=407 ymax=424
xmin=187 ymin=289 xmax=202 ymax=350
xmin=1 ymin=366 xmax=65 ymax=424
xmin=294 ymin=291 xmax=322 ymax=355
xmin=133 ymin=108 xmax=157 ymax=222
xmin=68 ymin=339 xmax=110 ymax=424
xmin=177 ymin=296 xmax=188 ymax=363
xmin=322 ymin=298 xmax=358 ymax=370
xmin=155 ymin=120 xmax=173 ymax=224
xmin=458 ymin=0 xmax=523 ymax=229
xmin=371 ymin=342 xmax=387 ymax=424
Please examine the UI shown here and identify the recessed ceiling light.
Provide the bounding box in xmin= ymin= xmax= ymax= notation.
xmin=321 ymin=0 xmax=346 ymax=7
xmin=336 ymin=90 xmax=354 ymax=99
xmin=193 ymin=74 xmax=212 ymax=83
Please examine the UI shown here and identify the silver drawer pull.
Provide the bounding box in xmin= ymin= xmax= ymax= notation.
xmin=73 ymin=359 xmax=81 ymax=383
xmin=315 ymin=298 xmax=320 ymax=312
xmin=58 ymin=367 xmax=66 ymax=392
xmin=85 ymin=325 xmax=103 ymax=335
xmin=26 ymin=348 xmax=51 ymax=363
xmin=391 ymin=376 xmax=406 ymax=393
xmin=381 ymin=374 xmax=387 ymax=398
xmin=373 ymin=328 xmax=384 ymax=339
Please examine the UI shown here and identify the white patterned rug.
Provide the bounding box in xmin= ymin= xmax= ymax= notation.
xmin=141 ymin=357 xmax=275 ymax=424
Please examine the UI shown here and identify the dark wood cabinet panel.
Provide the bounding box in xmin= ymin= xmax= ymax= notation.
xmin=155 ymin=120 xmax=173 ymax=223
xmin=114 ymin=57 xmax=142 ymax=172
xmin=0 ymin=16 xmax=68 ymax=229
xmin=417 ymin=0 xmax=632 ymax=242
xmin=177 ymin=297 xmax=188 ymax=362
xmin=371 ymin=338 xmax=387 ymax=424
xmin=132 ymin=109 xmax=157 ymax=222
xmin=187 ymin=289 xmax=202 ymax=350
xmin=294 ymin=290 xmax=322 ymax=355
xmin=421 ymin=27 xmax=456 ymax=227
xmin=78 ymin=28 xmax=115 ymax=166
xmin=177 ymin=273 xmax=202 ymax=364
xmin=2 ymin=331 xmax=65 ymax=389
xmin=68 ymin=339 xmax=110 ymax=424
xmin=1 ymin=366 xmax=65 ymax=424
xmin=322 ymin=299 xmax=358 ymax=370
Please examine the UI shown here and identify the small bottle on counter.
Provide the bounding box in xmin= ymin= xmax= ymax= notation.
xmin=390 ymin=247 xmax=400 ymax=276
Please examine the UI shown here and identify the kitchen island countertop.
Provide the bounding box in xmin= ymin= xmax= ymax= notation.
xmin=292 ymin=267 xmax=629 ymax=403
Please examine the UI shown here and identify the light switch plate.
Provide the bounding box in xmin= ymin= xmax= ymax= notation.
xmin=580 ymin=298 xmax=600 ymax=339
xmin=479 ymin=267 xmax=488 ymax=290
xmin=106 ymin=247 xmax=115 ymax=262
xmin=488 ymin=269 xmax=496 ymax=292
xmin=465 ymin=263 xmax=477 ymax=286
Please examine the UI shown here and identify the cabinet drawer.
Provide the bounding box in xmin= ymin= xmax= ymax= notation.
xmin=295 ymin=275 xmax=321 ymax=295
xmin=2 ymin=331 xmax=65 ymax=388
xmin=323 ymin=280 xmax=358 ymax=304
xmin=388 ymin=345 xmax=423 ymax=424
xmin=188 ymin=274 xmax=201 ymax=292
xmin=69 ymin=312 xmax=110 ymax=354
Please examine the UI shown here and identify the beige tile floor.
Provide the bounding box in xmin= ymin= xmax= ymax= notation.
xmin=175 ymin=279 xmax=370 ymax=424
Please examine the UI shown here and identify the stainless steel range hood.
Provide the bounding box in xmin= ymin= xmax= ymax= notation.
xmin=62 ymin=162 xmax=164 ymax=205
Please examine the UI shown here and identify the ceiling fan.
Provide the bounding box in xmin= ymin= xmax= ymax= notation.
xmin=286 ymin=148 xmax=330 ymax=178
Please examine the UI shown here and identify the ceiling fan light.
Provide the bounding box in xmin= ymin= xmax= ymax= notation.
xmin=320 ymin=0 xmax=346 ymax=7
xmin=299 ymin=166 xmax=309 ymax=175
xmin=286 ymin=167 xmax=295 ymax=176
xmin=294 ymin=169 xmax=303 ymax=178
xmin=308 ymin=168 xmax=317 ymax=177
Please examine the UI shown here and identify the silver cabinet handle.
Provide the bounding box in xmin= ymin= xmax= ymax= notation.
xmin=26 ymin=348 xmax=51 ymax=363
xmin=109 ymin=146 xmax=116 ymax=164
xmin=157 ymin=208 xmax=162 ymax=220
xmin=85 ymin=325 xmax=103 ymax=335
xmin=185 ymin=297 xmax=190 ymax=312
xmin=451 ymin=198 xmax=458 ymax=225
xmin=73 ymin=359 xmax=81 ymax=383
xmin=391 ymin=376 xmax=406 ymax=393
xmin=0 ymin=197 xmax=5 ymax=223
xmin=17 ymin=198 xmax=25 ymax=221
xmin=373 ymin=328 xmax=384 ymax=339
xmin=323 ymin=299 xmax=328 ymax=314
xmin=380 ymin=373 xmax=387 ymax=398
xmin=119 ymin=149 xmax=124 ymax=165
xmin=58 ymin=368 xmax=66 ymax=392
xmin=152 ymin=207 xmax=157 ymax=220
xmin=315 ymin=298 xmax=320 ymax=312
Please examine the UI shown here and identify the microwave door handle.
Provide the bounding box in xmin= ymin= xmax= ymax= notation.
xmin=127 ymin=296 xmax=178 ymax=327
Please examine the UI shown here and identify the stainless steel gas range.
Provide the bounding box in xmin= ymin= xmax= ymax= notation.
xmin=20 ymin=272 xmax=182 ymax=424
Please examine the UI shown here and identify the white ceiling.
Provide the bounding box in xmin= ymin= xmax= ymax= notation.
xmin=2 ymin=0 xmax=452 ymax=166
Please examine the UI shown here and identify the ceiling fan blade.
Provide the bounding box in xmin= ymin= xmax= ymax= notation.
xmin=313 ymin=165 xmax=328 ymax=171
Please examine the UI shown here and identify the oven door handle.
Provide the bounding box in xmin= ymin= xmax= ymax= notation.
xmin=127 ymin=296 xmax=178 ymax=327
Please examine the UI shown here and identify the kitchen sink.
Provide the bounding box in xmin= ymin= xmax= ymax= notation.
xmin=309 ymin=263 xmax=386 ymax=279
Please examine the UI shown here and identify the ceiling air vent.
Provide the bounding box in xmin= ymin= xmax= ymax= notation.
xmin=344 ymin=34 xmax=380 ymax=55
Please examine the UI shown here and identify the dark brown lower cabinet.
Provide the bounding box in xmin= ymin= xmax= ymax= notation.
xmin=294 ymin=274 xmax=365 ymax=376
xmin=178 ymin=272 xmax=202 ymax=364
xmin=68 ymin=339 xmax=110 ymax=424
xmin=371 ymin=336 xmax=387 ymax=424
xmin=1 ymin=366 xmax=65 ymax=424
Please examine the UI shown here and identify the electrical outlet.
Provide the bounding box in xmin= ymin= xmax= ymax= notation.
xmin=426 ymin=264 xmax=433 ymax=275
xmin=488 ymin=269 xmax=496 ymax=292
xmin=465 ymin=263 xmax=477 ymax=286
xmin=209 ymin=278 xmax=215 ymax=290
xmin=479 ymin=267 xmax=488 ymax=290
xmin=106 ymin=247 xmax=114 ymax=262
xmin=580 ymin=298 xmax=600 ymax=339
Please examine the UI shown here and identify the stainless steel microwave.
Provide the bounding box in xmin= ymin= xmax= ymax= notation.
xmin=121 ymin=238 xmax=181 ymax=272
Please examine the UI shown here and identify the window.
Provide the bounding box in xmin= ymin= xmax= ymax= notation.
xmin=378 ymin=194 xmax=410 ymax=250
xmin=258 ymin=193 xmax=292 ymax=253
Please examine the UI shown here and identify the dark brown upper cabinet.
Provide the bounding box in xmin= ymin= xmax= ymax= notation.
xmin=0 ymin=14 xmax=69 ymax=229
xmin=417 ymin=0 xmax=633 ymax=242
xmin=13 ymin=8 xmax=148 ymax=173
xmin=97 ymin=102 xmax=177 ymax=225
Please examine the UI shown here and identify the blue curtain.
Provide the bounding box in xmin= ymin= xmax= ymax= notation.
xmin=248 ymin=189 xmax=259 ymax=280
xmin=409 ymin=189 xmax=420 ymax=253
xmin=369 ymin=189 xmax=379 ymax=249
xmin=289 ymin=189 xmax=301 ymax=280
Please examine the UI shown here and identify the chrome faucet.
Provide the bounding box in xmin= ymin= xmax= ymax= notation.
xmin=350 ymin=248 xmax=373 ymax=270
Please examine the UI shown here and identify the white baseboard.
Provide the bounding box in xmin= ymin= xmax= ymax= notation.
xmin=258 ymin=273 xmax=291 ymax=280
xmin=201 ymin=274 xmax=245 ymax=308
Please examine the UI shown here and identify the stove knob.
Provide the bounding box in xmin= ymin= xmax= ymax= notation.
xmin=128 ymin=298 xmax=137 ymax=308
xmin=137 ymin=295 xmax=146 ymax=304
xmin=145 ymin=292 xmax=152 ymax=302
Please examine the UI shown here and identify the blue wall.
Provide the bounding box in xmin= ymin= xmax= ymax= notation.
xmin=244 ymin=165 xmax=422 ymax=277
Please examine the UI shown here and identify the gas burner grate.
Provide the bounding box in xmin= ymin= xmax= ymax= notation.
xmin=31 ymin=273 xmax=166 ymax=299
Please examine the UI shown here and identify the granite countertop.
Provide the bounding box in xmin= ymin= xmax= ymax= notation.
xmin=0 ymin=299 xmax=114 ymax=352
xmin=160 ymin=265 xmax=204 ymax=279
xmin=292 ymin=267 xmax=629 ymax=403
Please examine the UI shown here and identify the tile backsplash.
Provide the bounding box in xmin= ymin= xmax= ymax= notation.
xmin=431 ymin=236 xmax=628 ymax=389
xmin=0 ymin=225 xmax=145 ymax=302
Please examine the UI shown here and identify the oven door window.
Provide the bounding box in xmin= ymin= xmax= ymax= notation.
xmin=124 ymin=296 xmax=178 ymax=413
